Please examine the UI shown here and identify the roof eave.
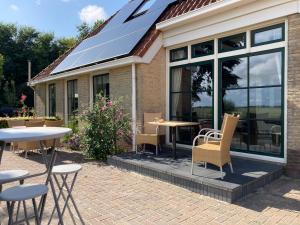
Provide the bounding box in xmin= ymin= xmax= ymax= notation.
xmin=156 ymin=0 xmax=256 ymax=31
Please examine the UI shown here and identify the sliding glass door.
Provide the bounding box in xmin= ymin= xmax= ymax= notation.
xmin=219 ymin=48 xmax=284 ymax=157
xmin=170 ymin=61 xmax=214 ymax=144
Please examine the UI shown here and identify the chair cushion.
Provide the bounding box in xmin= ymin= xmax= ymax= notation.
xmin=0 ymin=170 xmax=29 ymax=183
xmin=193 ymin=143 xmax=220 ymax=151
xmin=52 ymin=164 xmax=82 ymax=175
xmin=0 ymin=184 xmax=48 ymax=201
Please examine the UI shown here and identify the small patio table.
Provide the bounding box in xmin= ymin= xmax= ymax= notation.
xmin=0 ymin=127 xmax=71 ymax=225
xmin=148 ymin=121 xmax=199 ymax=159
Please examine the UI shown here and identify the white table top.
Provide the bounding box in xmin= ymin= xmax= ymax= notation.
xmin=0 ymin=127 xmax=72 ymax=142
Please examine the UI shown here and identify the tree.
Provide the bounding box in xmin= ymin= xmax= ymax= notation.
xmin=55 ymin=37 xmax=77 ymax=55
xmin=76 ymin=22 xmax=90 ymax=40
xmin=76 ymin=20 xmax=104 ymax=40
xmin=0 ymin=54 xmax=4 ymax=81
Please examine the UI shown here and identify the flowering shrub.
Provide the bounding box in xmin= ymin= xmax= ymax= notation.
xmin=68 ymin=133 xmax=81 ymax=151
xmin=81 ymin=94 xmax=131 ymax=160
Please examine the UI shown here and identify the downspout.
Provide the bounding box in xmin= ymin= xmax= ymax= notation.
xmin=131 ymin=63 xmax=137 ymax=152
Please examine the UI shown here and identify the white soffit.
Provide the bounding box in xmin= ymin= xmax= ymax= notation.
xmin=158 ymin=0 xmax=298 ymax=47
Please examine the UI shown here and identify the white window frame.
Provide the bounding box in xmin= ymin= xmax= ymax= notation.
xmin=166 ymin=19 xmax=288 ymax=164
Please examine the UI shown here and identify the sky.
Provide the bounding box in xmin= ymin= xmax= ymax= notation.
xmin=0 ymin=0 xmax=128 ymax=38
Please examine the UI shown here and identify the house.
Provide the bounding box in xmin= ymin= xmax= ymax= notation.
xmin=29 ymin=0 xmax=300 ymax=177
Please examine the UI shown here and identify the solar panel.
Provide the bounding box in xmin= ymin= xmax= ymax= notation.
xmin=51 ymin=0 xmax=177 ymax=75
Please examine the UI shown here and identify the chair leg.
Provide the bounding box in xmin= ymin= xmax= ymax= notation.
xmin=32 ymin=198 xmax=41 ymax=225
xmin=220 ymin=166 xmax=223 ymax=179
xmin=229 ymin=162 xmax=234 ymax=173
xmin=204 ymin=162 xmax=207 ymax=169
xmin=155 ymin=145 xmax=158 ymax=156
xmin=8 ymin=201 xmax=15 ymax=225
xmin=191 ymin=161 xmax=194 ymax=175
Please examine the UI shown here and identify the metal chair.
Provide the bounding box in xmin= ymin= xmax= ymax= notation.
xmin=48 ymin=164 xmax=84 ymax=225
xmin=0 ymin=184 xmax=48 ymax=225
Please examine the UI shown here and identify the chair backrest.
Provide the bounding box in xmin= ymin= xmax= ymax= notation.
xmin=44 ymin=120 xmax=64 ymax=127
xmin=220 ymin=113 xmax=230 ymax=133
xmin=7 ymin=120 xmax=25 ymax=128
xmin=220 ymin=114 xmax=240 ymax=152
xmin=144 ymin=112 xmax=162 ymax=134
xmin=25 ymin=120 xmax=45 ymax=127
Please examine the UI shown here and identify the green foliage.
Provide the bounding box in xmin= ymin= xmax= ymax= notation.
xmin=81 ymin=94 xmax=131 ymax=160
xmin=76 ymin=20 xmax=104 ymax=40
xmin=0 ymin=54 xmax=4 ymax=81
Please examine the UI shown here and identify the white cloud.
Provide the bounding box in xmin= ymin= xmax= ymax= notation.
xmin=79 ymin=5 xmax=107 ymax=24
xmin=10 ymin=4 xmax=19 ymax=11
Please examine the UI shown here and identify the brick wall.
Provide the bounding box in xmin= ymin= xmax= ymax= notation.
xmin=34 ymin=83 xmax=46 ymax=116
xmin=77 ymin=74 xmax=90 ymax=114
xmin=110 ymin=66 xmax=132 ymax=115
xmin=286 ymin=14 xmax=300 ymax=177
xmin=136 ymin=48 xmax=166 ymax=125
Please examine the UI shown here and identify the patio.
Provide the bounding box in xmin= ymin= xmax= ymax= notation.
xmin=108 ymin=147 xmax=283 ymax=203
xmin=0 ymin=149 xmax=299 ymax=224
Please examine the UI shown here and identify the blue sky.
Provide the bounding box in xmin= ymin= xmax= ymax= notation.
xmin=0 ymin=0 xmax=128 ymax=38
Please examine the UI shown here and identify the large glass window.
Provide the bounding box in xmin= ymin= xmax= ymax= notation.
xmin=170 ymin=61 xmax=214 ymax=144
xmin=252 ymin=23 xmax=285 ymax=47
xmin=48 ymin=84 xmax=56 ymax=117
xmin=93 ymin=74 xmax=109 ymax=101
xmin=67 ymin=80 xmax=78 ymax=118
xmin=220 ymin=49 xmax=284 ymax=157
xmin=219 ymin=33 xmax=246 ymax=53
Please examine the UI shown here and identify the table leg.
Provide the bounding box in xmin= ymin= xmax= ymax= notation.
xmin=172 ymin=127 xmax=177 ymax=159
xmin=0 ymin=141 xmax=5 ymax=164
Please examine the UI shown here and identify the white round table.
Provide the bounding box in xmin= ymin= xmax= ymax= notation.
xmin=0 ymin=126 xmax=72 ymax=225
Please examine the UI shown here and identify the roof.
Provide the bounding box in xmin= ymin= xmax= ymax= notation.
xmin=32 ymin=0 xmax=221 ymax=83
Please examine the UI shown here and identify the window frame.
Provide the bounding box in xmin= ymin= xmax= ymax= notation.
xmin=251 ymin=23 xmax=285 ymax=47
xmin=67 ymin=79 xmax=78 ymax=118
xmin=191 ymin=40 xmax=214 ymax=58
xmin=169 ymin=60 xmax=215 ymax=144
xmin=93 ymin=73 xmax=110 ymax=102
xmin=48 ymin=83 xmax=56 ymax=117
xmin=170 ymin=46 xmax=188 ymax=62
xmin=218 ymin=32 xmax=247 ymax=53
xmin=218 ymin=47 xmax=285 ymax=158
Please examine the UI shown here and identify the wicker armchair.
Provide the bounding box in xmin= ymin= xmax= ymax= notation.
xmin=7 ymin=120 xmax=26 ymax=152
xmin=191 ymin=114 xmax=239 ymax=179
xmin=18 ymin=120 xmax=45 ymax=158
xmin=136 ymin=113 xmax=162 ymax=156
xmin=44 ymin=120 xmax=64 ymax=148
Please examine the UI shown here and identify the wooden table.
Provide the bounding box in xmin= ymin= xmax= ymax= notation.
xmin=148 ymin=121 xmax=199 ymax=159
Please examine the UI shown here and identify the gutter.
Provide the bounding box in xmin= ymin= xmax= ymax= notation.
xmin=131 ymin=63 xmax=137 ymax=152
xmin=156 ymin=0 xmax=256 ymax=31
xmin=29 ymin=56 xmax=143 ymax=86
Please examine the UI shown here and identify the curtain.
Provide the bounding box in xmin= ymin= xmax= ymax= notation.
xmin=172 ymin=68 xmax=182 ymax=117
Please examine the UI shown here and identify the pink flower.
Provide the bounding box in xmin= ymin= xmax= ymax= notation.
xmin=20 ymin=94 xmax=27 ymax=103
xmin=107 ymin=101 xmax=113 ymax=107
xmin=101 ymin=106 xmax=107 ymax=111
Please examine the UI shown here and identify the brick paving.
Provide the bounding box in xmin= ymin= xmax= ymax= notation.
xmin=0 ymin=149 xmax=300 ymax=225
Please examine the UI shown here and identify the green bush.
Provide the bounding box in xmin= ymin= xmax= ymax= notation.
xmin=81 ymin=94 xmax=131 ymax=160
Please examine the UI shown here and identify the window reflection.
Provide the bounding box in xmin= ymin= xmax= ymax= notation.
xmin=220 ymin=50 xmax=283 ymax=156
xmin=250 ymin=52 xmax=282 ymax=86
xmin=222 ymin=57 xmax=248 ymax=88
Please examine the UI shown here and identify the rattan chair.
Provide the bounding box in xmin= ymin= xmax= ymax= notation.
xmin=7 ymin=120 xmax=26 ymax=152
xmin=191 ymin=114 xmax=240 ymax=179
xmin=44 ymin=120 xmax=64 ymax=148
xmin=195 ymin=113 xmax=230 ymax=145
xmin=136 ymin=113 xmax=162 ymax=156
xmin=18 ymin=120 xmax=45 ymax=158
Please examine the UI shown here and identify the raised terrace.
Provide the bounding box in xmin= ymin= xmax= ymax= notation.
xmin=108 ymin=148 xmax=283 ymax=203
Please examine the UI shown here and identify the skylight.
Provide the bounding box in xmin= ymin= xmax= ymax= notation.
xmin=133 ymin=0 xmax=156 ymax=17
